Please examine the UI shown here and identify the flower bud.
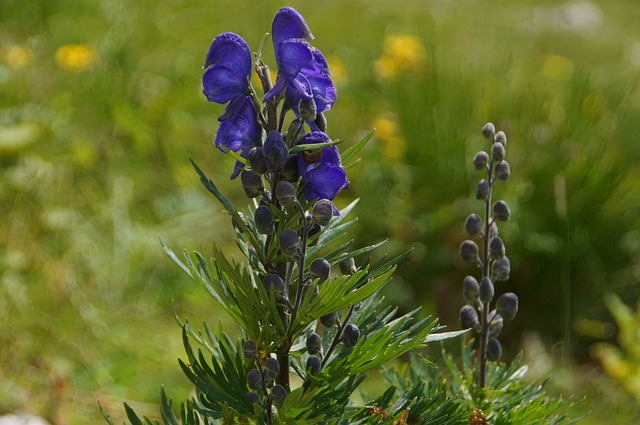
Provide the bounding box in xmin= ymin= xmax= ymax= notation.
xmin=459 ymin=240 xmax=479 ymax=262
xmin=487 ymin=337 xmax=502 ymax=361
xmin=309 ymin=258 xmax=331 ymax=282
xmin=306 ymin=355 xmax=321 ymax=375
xmin=489 ymin=312 xmax=504 ymax=338
xmin=492 ymin=200 xmax=511 ymax=222
xmin=489 ymin=236 xmax=505 ymax=260
xmin=497 ymin=292 xmax=519 ymax=320
xmin=248 ymin=147 xmax=267 ymax=175
xmin=280 ymin=155 xmax=300 ymax=183
xmin=476 ymin=179 xmax=490 ymax=201
xmin=320 ymin=311 xmax=339 ymax=328
xmin=275 ymin=181 xmax=296 ymax=206
xmin=465 ymin=213 xmax=483 ymax=237
xmin=342 ymin=323 xmax=360 ymax=347
xmin=264 ymin=357 xmax=280 ymax=378
xmin=339 ymin=257 xmax=357 ymax=275
xmin=463 ymin=275 xmax=480 ymax=304
xmin=495 ymin=160 xmax=510 ymax=181
xmin=460 ymin=305 xmax=479 ymax=330
xmin=298 ymin=97 xmax=317 ymax=122
xmin=247 ymin=368 xmax=262 ymax=389
xmin=473 ymin=151 xmax=489 ymax=170
xmin=491 ymin=142 xmax=505 ymax=162
xmin=495 ymin=131 xmax=507 ymax=146
xmin=479 ymin=277 xmax=494 ymax=303
xmin=279 ymin=228 xmax=300 ymax=258
xmin=241 ymin=171 xmax=264 ymax=198
xmin=246 ymin=391 xmax=261 ymax=405
xmin=254 ymin=205 xmax=274 ymax=235
xmin=315 ymin=112 xmax=327 ymax=133
xmin=492 ymin=257 xmax=511 ymax=282
xmin=489 ymin=222 xmax=499 ymax=239
xmin=306 ymin=332 xmax=322 ymax=354
xmin=271 ymin=384 xmax=287 ymax=404
xmin=263 ymin=130 xmax=289 ymax=174
xmin=482 ymin=123 xmax=496 ymax=139
xmin=263 ymin=274 xmax=286 ymax=298
xmin=312 ymin=199 xmax=334 ymax=226
xmin=243 ymin=340 xmax=258 ymax=360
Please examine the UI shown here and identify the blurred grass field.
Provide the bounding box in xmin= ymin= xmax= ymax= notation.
xmin=2 ymin=0 xmax=640 ymax=423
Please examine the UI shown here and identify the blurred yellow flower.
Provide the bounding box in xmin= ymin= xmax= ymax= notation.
xmin=55 ymin=44 xmax=98 ymax=72
xmin=372 ymin=116 xmax=406 ymax=159
xmin=2 ymin=45 xmax=34 ymax=68
xmin=375 ymin=34 xmax=426 ymax=80
xmin=541 ymin=54 xmax=574 ymax=81
xmin=326 ymin=55 xmax=347 ymax=86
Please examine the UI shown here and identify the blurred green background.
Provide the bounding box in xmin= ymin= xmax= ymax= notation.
xmin=2 ymin=0 xmax=640 ymax=423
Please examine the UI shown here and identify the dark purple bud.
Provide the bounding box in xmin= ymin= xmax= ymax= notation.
xmin=271 ymin=384 xmax=287 ymax=404
xmin=476 ymin=179 xmax=490 ymax=201
xmin=459 ymin=240 xmax=479 ymax=262
xmin=263 ymin=130 xmax=289 ymax=173
xmin=309 ymin=258 xmax=331 ymax=282
xmin=243 ymin=340 xmax=258 ymax=360
xmin=492 ymin=256 xmax=511 ymax=281
xmin=306 ymin=355 xmax=321 ymax=375
xmin=465 ymin=213 xmax=483 ymax=237
xmin=482 ymin=122 xmax=496 ymax=139
xmin=264 ymin=357 xmax=280 ymax=378
xmin=492 ymin=142 xmax=505 ymax=162
xmin=254 ymin=205 xmax=274 ymax=235
xmin=495 ymin=160 xmax=510 ymax=181
xmin=246 ymin=391 xmax=261 ymax=405
xmin=241 ymin=170 xmax=264 ymax=198
xmin=473 ymin=151 xmax=489 ymax=170
xmin=248 ymin=147 xmax=267 ymax=175
xmin=497 ymin=292 xmax=518 ymax=320
xmin=342 ymin=323 xmax=360 ymax=347
xmin=247 ymin=368 xmax=262 ymax=389
xmin=487 ymin=338 xmax=502 ymax=361
xmin=489 ymin=222 xmax=499 ymax=239
xmin=280 ymin=155 xmax=300 ymax=183
xmin=489 ymin=312 xmax=504 ymax=338
xmin=320 ymin=311 xmax=339 ymax=328
xmin=493 ymin=200 xmax=511 ymax=222
xmin=279 ymin=228 xmax=300 ymax=258
xmin=460 ymin=305 xmax=479 ymax=330
xmin=312 ymin=199 xmax=333 ymax=226
xmin=298 ymin=97 xmax=317 ymax=121
xmin=339 ymin=257 xmax=356 ymax=275
xmin=463 ymin=275 xmax=480 ymax=304
xmin=495 ymin=131 xmax=507 ymax=146
xmin=276 ymin=181 xmax=296 ymax=206
xmin=263 ymin=274 xmax=286 ymax=297
xmin=479 ymin=277 xmax=494 ymax=303
xmin=306 ymin=332 xmax=322 ymax=354
xmin=489 ymin=236 xmax=505 ymax=260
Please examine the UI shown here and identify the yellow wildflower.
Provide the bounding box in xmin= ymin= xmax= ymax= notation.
xmin=2 ymin=45 xmax=34 ymax=68
xmin=372 ymin=116 xmax=406 ymax=159
xmin=375 ymin=34 xmax=426 ymax=80
xmin=541 ymin=54 xmax=574 ymax=81
xmin=55 ymin=44 xmax=98 ymax=72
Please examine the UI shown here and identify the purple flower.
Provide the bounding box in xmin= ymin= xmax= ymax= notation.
xmin=203 ymin=32 xmax=261 ymax=179
xmin=264 ymin=7 xmax=336 ymax=123
xmin=297 ymin=131 xmax=348 ymax=202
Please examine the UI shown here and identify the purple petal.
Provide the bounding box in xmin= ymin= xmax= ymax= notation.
xmin=298 ymin=132 xmax=342 ymax=166
xmin=277 ymin=40 xmax=314 ymax=77
xmin=203 ymin=66 xmax=248 ymax=104
xmin=263 ymin=77 xmax=288 ymax=104
xmin=204 ymin=32 xmax=252 ymax=76
xmin=301 ymin=163 xmax=348 ymax=201
xmin=272 ymin=7 xmax=313 ymax=50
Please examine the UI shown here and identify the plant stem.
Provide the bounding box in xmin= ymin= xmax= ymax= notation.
xmin=479 ymin=160 xmax=494 ymax=389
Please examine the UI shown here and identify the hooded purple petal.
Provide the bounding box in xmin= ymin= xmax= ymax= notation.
xmin=203 ymin=32 xmax=252 ymax=104
xmin=297 ymin=131 xmax=348 ymax=201
xmin=272 ymin=7 xmax=314 ymax=50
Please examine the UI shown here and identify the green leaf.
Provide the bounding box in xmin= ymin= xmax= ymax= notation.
xmin=289 ymin=138 xmax=343 ymax=154
xmin=219 ymin=145 xmax=248 ymax=165
xmin=424 ymin=329 xmax=469 ymax=343
xmin=341 ymin=129 xmax=375 ymax=166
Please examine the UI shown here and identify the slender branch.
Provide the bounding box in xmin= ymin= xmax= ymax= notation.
xmin=321 ymin=305 xmax=356 ymax=368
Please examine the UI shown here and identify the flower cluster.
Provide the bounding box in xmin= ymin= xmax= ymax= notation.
xmin=459 ymin=123 xmax=519 ymax=388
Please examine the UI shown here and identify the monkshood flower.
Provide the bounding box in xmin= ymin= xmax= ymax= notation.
xmin=297 ymin=131 xmax=348 ymax=203
xmin=203 ymin=32 xmax=260 ymax=178
xmin=264 ymin=7 xmax=336 ymax=125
